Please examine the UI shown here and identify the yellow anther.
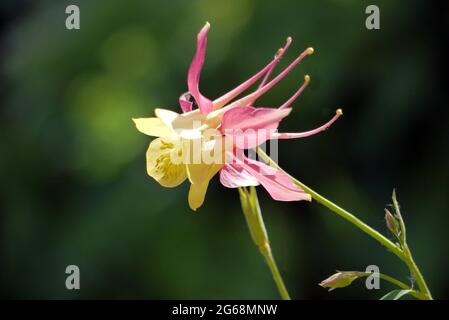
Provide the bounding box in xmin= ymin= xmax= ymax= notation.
xmin=275 ymin=48 xmax=284 ymax=57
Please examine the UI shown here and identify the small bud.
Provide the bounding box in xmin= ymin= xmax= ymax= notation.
xmin=319 ymin=271 xmax=360 ymax=291
xmin=385 ymin=208 xmax=400 ymax=238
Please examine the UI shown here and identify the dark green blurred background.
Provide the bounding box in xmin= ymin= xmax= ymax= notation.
xmin=1 ymin=0 xmax=448 ymax=299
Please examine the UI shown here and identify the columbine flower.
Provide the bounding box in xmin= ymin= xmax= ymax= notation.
xmin=133 ymin=22 xmax=342 ymax=210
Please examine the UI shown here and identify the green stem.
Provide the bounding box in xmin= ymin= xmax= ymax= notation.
xmin=259 ymin=242 xmax=291 ymax=300
xmin=238 ymin=186 xmax=291 ymax=300
xmin=402 ymin=244 xmax=433 ymax=300
xmin=391 ymin=190 xmax=432 ymax=299
xmin=356 ymin=272 xmax=426 ymax=300
xmin=256 ymin=148 xmax=401 ymax=257
xmin=256 ymin=147 xmax=432 ymax=300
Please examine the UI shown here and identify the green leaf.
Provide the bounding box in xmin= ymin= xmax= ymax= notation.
xmin=380 ymin=289 xmax=413 ymax=300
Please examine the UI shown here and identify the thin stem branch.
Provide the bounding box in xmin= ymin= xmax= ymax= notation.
xmin=256 ymin=148 xmax=401 ymax=257
xmin=256 ymin=147 xmax=433 ymax=300
xmin=402 ymin=244 xmax=433 ymax=299
xmin=391 ymin=190 xmax=432 ymax=299
xmin=238 ymin=186 xmax=291 ymax=300
xmin=260 ymin=242 xmax=291 ymax=300
xmin=356 ymin=272 xmax=426 ymax=300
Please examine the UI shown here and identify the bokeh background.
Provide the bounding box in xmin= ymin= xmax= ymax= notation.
xmin=1 ymin=0 xmax=448 ymax=299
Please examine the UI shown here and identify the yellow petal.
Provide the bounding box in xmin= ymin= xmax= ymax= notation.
xmin=146 ymin=137 xmax=187 ymax=187
xmin=172 ymin=111 xmax=208 ymax=138
xmin=155 ymin=108 xmax=179 ymax=130
xmin=155 ymin=108 xmax=209 ymax=140
xmin=188 ymin=181 xmax=210 ymax=211
xmin=133 ymin=117 xmax=173 ymax=137
xmin=186 ymin=162 xmax=223 ymax=185
xmin=185 ymin=161 xmax=223 ymax=210
xmin=183 ymin=136 xmax=224 ymax=210
xmin=183 ymin=135 xmax=225 ymax=183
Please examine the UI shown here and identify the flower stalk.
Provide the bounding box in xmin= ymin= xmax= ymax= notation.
xmin=320 ymin=270 xmax=427 ymax=300
xmin=390 ymin=190 xmax=432 ymax=299
xmin=238 ymin=186 xmax=291 ymax=300
xmin=256 ymin=147 xmax=433 ymax=300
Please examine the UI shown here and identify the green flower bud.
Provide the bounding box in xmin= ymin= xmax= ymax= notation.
xmin=385 ymin=208 xmax=400 ymax=238
xmin=319 ymin=271 xmax=360 ymax=291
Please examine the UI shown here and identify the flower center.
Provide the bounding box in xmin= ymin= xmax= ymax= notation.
xmin=147 ymin=137 xmax=187 ymax=188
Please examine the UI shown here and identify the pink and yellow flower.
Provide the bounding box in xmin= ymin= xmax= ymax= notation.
xmin=133 ymin=22 xmax=342 ymax=210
